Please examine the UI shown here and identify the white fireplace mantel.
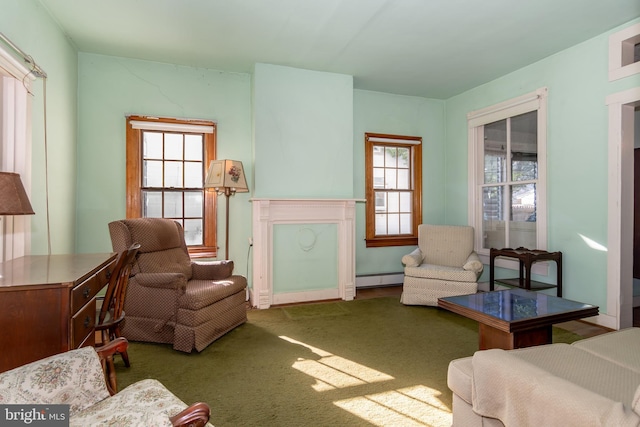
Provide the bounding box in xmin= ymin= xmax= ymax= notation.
xmin=250 ymin=198 xmax=360 ymax=309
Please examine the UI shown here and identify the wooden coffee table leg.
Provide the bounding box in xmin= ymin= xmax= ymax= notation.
xmin=479 ymin=324 xmax=553 ymax=350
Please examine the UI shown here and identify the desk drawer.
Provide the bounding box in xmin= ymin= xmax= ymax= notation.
xmin=71 ymin=273 xmax=104 ymax=313
xmin=71 ymin=299 xmax=96 ymax=347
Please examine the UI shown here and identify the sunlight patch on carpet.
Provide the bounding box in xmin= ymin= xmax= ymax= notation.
xmin=282 ymin=303 xmax=349 ymax=319
xmin=334 ymin=385 xmax=452 ymax=427
xmin=281 ymin=335 xmax=394 ymax=391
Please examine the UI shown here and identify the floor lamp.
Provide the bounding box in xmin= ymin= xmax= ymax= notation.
xmin=204 ymin=160 xmax=248 ymax=260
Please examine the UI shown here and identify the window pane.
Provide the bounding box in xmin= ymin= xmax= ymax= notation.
xmin=397 ymin=147 xmax=409 ymax=168
xmin=184 ymin=218 xmax=203 ymax=245
xmin=375 ymin=191 xmax=386 ymax=212
xmin=400 ymin=213 xmax=412 ymax=234
xmin=484 ymin=119 xmax=506 ymax=184
xmin=142 ymin=191 xmax=162 ymax=217
xmin=397 ymin=169 xmax=409 ymax=189
xmin=373 ymin=146 xmax=385 ymax=167
xmin=387 ymin=192 xmax=399 ymax=213
xmin=385 ymin=168 xmax=397 ymax=189
xmin=373 ymin=168 xmax=385 ymax=188
xmin=143 ymin=160 xmax=163 ymax=187
xmin=385 ymin=147 xmax=398 ymax=168
xmin=400 ymin=192 xmax=412 ymax=212
xmin=164 ymin=192 xmax=182 ymax=218
xmin=164 ymin=161 xmax=183 ymax=188
xmin=511 ymin=111 xmax=538 ymax=182
xmin=184 ymin=162 xmax=202 ymax=188
xmin=143 ymin=132 xmax=163 ymax=159
xmin=184 ymin=134 xmax=203 ymax=161
xmin=482 ymin=186 xmax=505 ymax=249
xmin=375 ymin=213 xmax=387 ymax=234
xmin=388 ymin=214 xmax=400 ymax=234
xmin=165 ymin=133 xmax=183 ymax=160
xmin=184 ymin=191 xmax=203 ymax=218
xmin=511 ymin=183 xmax=536 ymax=222
xmin=483 ymin=186 xmax=503 ymax=221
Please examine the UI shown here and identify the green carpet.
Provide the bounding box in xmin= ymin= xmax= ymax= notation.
xmin=115 ymin=296 xmax=582 ymax=427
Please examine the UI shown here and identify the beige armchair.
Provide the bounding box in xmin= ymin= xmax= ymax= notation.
xmin=109 ymin=218 xmax=247 ymax=352
xmin=401 ymin=224 xmax=483 ymax=306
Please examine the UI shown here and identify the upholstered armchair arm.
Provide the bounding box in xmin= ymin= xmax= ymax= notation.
xmin=135 ymin=272 xmax=188 ymax=290
xmin=402 ymin=247 xmax=424 ymax=267
xmin=191 ymin=259 xmax=234 ymax=280
xmin=169 ymin=402 xmax=211 ymax=427
xmin=463 ymin=251 xmax=484 ymax=273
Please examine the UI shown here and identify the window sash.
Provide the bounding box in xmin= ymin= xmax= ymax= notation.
xmin=468 ymin=89 xmax=547 ymax=262
xmin=365 ymin=133 xmax=422 ymax=248
xmin=126 ymin=116 xmax=217 ymax=257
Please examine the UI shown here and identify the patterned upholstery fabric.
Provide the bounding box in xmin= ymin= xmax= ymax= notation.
xmin=401 ymin=224 xmax=483 ymax=306
xmin=109 ymin=218 xmax=247 ymax=352
xmin=0 ymin=346 xmax=213 ymax=427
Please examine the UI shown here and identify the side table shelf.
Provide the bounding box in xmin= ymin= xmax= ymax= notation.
xmin=489 ymin=247 xmax=562 ymax=297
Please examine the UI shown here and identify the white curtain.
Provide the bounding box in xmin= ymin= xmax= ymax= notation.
xmin=0 ymin=43 xmax=33 ymax=260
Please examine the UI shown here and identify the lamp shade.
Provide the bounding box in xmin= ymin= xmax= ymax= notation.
xmin=0 ymin=172 xmax=34 ymax=215
xmin=204 ymin=160 xmax=248 ymax=193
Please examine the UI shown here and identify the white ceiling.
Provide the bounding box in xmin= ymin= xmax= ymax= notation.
xmin=37 ymin=0 xmax=640 ymax=99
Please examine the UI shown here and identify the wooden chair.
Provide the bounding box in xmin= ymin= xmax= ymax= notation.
xmin=96 ymin=242 xmax=140 ymax=392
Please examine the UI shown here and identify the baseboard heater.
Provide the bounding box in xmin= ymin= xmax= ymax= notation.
xmin=356 ymin=273 xmax=404 ymax=288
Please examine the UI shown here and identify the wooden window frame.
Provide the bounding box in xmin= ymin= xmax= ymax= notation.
xmin=125 ymin=115 xmax=217 ymax=258
xmin=365 ymin=133 xmax=422 ymax=248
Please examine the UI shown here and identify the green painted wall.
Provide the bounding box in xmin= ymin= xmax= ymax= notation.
xmin=353 ymin=90 xmax=446 ymax=275
xmin=1 ymin=0 xmax=79 ymax=255
xmin=76 ymin=53 xmax=253 ymax=272
xmin=253 ymin=63 xmax=354 ymax=198
xmin=445 ymin=18 xmax=640 ymax=311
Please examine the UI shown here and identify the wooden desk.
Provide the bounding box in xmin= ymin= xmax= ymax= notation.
xmin=0 ymin=253 xmax=117 ymax=372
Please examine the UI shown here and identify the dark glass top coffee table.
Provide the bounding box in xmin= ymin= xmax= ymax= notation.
xmin=437 ymin=289 xmax=599 ymax=350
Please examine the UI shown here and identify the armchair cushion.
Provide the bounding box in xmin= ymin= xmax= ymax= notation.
xmin=69 ymin=379 xmax=187 ymax=427
xmin=419 ymin=224 xmax=475 ymax=268
xmin=404 ymin=263 xmax=480 ymax=282
xmin=192 ymin=260 xmax=235 ymax=280
xmin=136 ymin=272 xmax=188 ymax=291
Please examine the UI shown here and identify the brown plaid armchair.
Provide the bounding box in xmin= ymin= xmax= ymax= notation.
xmin=109 ymin=218 xmax=247 ymax=352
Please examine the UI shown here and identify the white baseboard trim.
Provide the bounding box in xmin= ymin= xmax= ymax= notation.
xmin=271 ymin=288 xmax=341 ymax=306
xmin=356 ymin=273 xmax=404 ymax=288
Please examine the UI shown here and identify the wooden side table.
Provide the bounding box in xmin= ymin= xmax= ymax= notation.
xmin=489 ymin=247 xmax=562 ymax=297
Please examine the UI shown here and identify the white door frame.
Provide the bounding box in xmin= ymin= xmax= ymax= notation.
xmin=607 ymin=87 xmax=640 ymax=330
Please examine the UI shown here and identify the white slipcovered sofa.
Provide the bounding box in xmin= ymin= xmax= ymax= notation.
xmin=0 ymin=339 xmax=212 ymax=427
xmin=447 ymin=327 xmax=640 ymax=426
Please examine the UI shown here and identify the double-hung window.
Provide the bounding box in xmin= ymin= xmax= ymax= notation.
xmin=467 ymin=88 xmax=548 ymax=260
xmin=126 ymin=116 xmax=217 ymax=257
xmin=365 ymin=133 xmax=422 ymax=247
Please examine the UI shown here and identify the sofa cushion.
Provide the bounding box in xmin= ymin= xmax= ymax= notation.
xmin=572 ymin=328 xmax=640 ymax=374
xmin=419 ymin=224 xmax=474 ymax=268
xmin=472 ymin=347 xmax=640 ymax=426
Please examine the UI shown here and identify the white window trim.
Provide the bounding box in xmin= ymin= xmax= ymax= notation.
xmin=0 ymin=44 xmax=33 ymax=261
xmin=609 ymin=22 xmax=640 ymax=82
xmin=467 ymin=87 xmax=548 ymax=273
